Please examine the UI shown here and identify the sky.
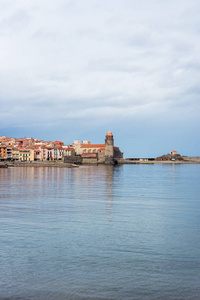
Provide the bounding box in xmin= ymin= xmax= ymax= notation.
xmin=0 ymin=0 xmax=200 ymax=157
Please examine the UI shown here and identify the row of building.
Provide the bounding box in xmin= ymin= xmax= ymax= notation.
xmin=0 ymin=131 xmax=124 ymax=164
xmin=0 ymin=136 xmax=74 ymax=162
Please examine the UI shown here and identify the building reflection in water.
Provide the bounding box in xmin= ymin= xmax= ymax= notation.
xmin=0 ymin=165 xmax=123 ymax=219
xmin=72 ymin=164 xmax=122 ymax=219
xmin=105 ymin=165 xmax=114 ymax=216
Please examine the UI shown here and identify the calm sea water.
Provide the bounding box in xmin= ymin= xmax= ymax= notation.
xmin=0 ymin=164 xmax=200 ymax=300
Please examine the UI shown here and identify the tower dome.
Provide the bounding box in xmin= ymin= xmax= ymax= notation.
xmin=106 ymin=130 xmax=113 ymax=137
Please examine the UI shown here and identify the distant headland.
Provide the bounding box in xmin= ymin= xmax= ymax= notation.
xmin=0 ymin=132 xmax=200 ymax=167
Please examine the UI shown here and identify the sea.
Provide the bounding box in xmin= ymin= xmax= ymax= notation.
xmin=0 ymin=164 xmax=200 ymax=300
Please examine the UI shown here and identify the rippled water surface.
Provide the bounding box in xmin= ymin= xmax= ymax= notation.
xmin=0 ymin=164 xmax=200 ymax=299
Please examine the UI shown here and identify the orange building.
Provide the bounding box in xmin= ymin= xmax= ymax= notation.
xmin=0 ymin=145 xmax=7 ymax=160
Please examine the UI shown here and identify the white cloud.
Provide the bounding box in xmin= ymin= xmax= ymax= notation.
xmin=0 ymin=0 xmax=200 ymax=129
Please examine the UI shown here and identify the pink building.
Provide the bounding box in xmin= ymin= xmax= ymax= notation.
xmin=16 ymin=138 xmax=30 ymax=148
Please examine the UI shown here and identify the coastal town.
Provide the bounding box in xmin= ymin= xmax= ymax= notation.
xmin=0 ymin=135 xmax=73 ymax=162
xmin=0 ymin=131 xmax=124 ymax=165
xmin=0 ymin=131 xmax=200 ymax=166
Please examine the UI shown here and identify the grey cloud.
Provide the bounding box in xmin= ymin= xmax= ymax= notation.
xmin=87 ymin=58 xmax=142 ymax=73
xmin=184 ymin=85 xmax=200 ymax=97
xmin=0 ymin=0 xmax=200 ymax=132
xmin=47 ymin=74 xmax=70 ymax=82
xmin=126 ymin=33 xmax=154 ymax=48
xmin=183 ymin=61 xmax=200 ymax=72
xmin=0 ymin=9 xmax=31 ymax=35
xmin=31 ymin=29 xmax=58 ymax=41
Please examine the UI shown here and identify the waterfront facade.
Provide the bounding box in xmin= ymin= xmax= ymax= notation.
xmin=72 ymin=140 xmax=91 ymax=155
xmin=64 ymin=131 xmax=124 ymax=165
xmin=63 ymin=147 xmax=75 ymax=157
xmin=0 ymin=136 xmax=67 ymax=161
xmin=19 ymin=149 xmax=34 ymax=161
xmin=0 ymin=131 xmax=123 ymax=164
xmin=12 ymin=149 xmax=20 ymax=160
xmin=0 ymin=145 xmax=12 ymax=161
xmin=0 ymin=145 xmax=7 ymax=160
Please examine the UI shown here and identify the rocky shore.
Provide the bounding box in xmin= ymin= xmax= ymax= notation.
xmin=124 ymin=156 xmax=200 ymax=164
xmin=124 ymin=160 xmax=200 ymax=164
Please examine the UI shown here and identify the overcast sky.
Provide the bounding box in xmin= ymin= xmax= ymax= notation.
xmin=0 ymin=0 xmax=200 ymax=156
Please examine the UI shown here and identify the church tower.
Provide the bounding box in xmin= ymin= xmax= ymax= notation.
xmin=105 ymin=131 xmax=114 ymax=164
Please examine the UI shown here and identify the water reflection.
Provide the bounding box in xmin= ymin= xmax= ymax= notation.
xmin=73 ymin=165 xmax=117 ymax=217
xmin=0 ymin=165 xmax=119 ymax=218
xmin=105 ymin=165 xmax=114 ymax=216
xmin=1 ymin=165 xmax=200 ymax=300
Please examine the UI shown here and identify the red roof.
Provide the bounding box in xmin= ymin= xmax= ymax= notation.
xmin=54 ymin=141 xmax=64 ymax=144
xmin=81 ymin=144 xmax=105 ymax=148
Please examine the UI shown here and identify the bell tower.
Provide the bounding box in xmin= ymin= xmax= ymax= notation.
xmin=105 ymin=131 xmax=114 ymax=164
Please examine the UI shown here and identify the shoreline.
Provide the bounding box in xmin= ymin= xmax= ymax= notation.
xmin=0 ymin=162 xmax=79 ymax=168
xmin=1 ymin=159 xmax=200 ymax=168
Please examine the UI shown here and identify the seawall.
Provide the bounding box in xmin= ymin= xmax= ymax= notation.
xmin=0 ymin=161 xmax=78 ymax=168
